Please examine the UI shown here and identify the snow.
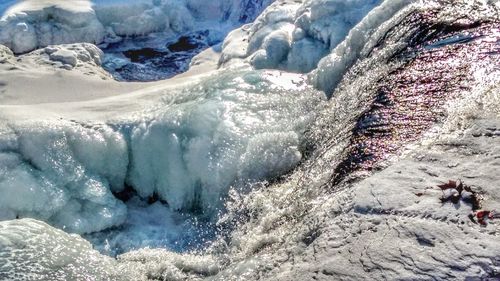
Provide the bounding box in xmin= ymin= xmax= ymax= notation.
xmin=262 ymin=83 xmax=500 ymax=279
xmin=43 ymin=43 xmax=104 ymax=68
xmin=310 ymin=0 xmax=414 ymax=95
xmin=0 ymin=1 xmax=105 ymax=54
xmin=0 ymin=44 xmax=13 ymax=62
xmin=219 ymin=0 xmax=416 ymax=96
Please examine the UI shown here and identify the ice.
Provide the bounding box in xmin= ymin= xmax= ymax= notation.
xmin=0 ymin=1 xmax=105 ymax=53
xmin=0 ymin=122 xmax=129 ymax=234
xmin=0 ymin=218 xmax=121 ymax=280
xmin=250 ymin=29 xmax=292 ymax=69
xmin=219 ymin=0 xmax=389 ymax=73
xmin=125 ymin=70 xmax=322 ymax=213
xmin=1 ymin=0 xmax=499 ymax=280
xmin=310 ymin=0 xmax=414 ymax=95
xmin=0 ymin=69 xmax=323 ymax=235
xmin=0 ymin=0 xmax=274 ymax=54
xmin=86 ymin=196 xmax=215 ymax=256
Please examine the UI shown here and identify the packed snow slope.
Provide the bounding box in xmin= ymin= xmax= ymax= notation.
xmin=1 ymin=0 xmax=500 ymax=280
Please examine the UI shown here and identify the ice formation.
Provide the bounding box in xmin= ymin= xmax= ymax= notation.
xmin=0 ymin=219 xmax=122 ymax=280
xmin=0 ymin=68 xmax=322 ymax=234
xmin=220 ymin=0 xmax=413 ymax=93
xmin=1 ymin=0 xmax=500 ymax=280
xmin=0 ymin=0 xmax=104 ymax=54
xmin=219 ymin=0 xmax=390 ymax=70
xmin=0 ymin=0 xmax=272 ymax=54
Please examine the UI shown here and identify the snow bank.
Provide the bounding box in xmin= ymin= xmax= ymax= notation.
xmin=0 ymin=0 xmax=274 ymax=54
xmin=0 ymin=69 xmax=322 ymax=234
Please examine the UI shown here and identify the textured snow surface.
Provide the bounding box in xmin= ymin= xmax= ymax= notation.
xmin=0 ymin=44 xmax=13 ymax=63
xmin=0 ymin=0 xmax=273 ymax=54
xmin=257 ymin=101 xmax=500 ymax=280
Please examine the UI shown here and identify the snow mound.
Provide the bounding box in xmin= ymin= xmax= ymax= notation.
xmin=0 ymin=0 xmax=274 ymax=54
xmin=42 ymin=43 xmax=104 ymax=68
xmin=13 ymin=43 xmax=111 ymax=77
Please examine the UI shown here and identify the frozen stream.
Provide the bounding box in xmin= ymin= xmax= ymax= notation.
xmin=0 ymin=0 xmax=499 ymax=280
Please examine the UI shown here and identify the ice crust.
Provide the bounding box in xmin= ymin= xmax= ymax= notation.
xmin=0 ymin=0 xmax=272 ymax=54
xmin=0 ymin=218 xmax=121 ymax=280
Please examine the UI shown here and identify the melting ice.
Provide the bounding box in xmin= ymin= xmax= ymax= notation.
xmin=2 ymin=0 xmax=499 ymax=280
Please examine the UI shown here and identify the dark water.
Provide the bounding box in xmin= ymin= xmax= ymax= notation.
xmin=98 ymin=0 xmax=272 ymax=82
xmin=101 ymin=30 xmax=217 ymax=82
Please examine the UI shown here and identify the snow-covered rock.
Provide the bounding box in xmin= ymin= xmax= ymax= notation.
xmin=7 ymin=43 xmax=111 ymax=77
xmin=44 ymin=43 xmax=104 ymax=68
